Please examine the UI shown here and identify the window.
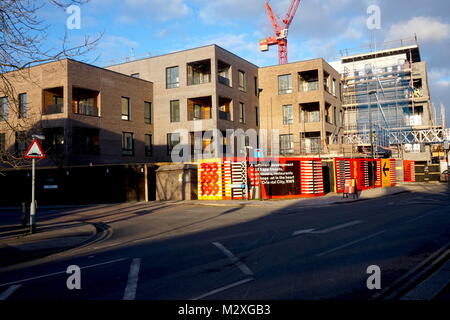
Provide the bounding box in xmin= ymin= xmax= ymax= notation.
xmin=255 ymin=106 xmax=259 ymax=127
xmin=239 ymin=70 xmax=246 ymax=91
xmin=239 ymin=102 xmax=245 ymax=123
xmin=19 ymin=93 xmax=27 ymax=118
xmin=278 ymin=74 xmax=292 ymax=94
xmin=131 ymin=73 xmax=140 ymax=78
xmin=254 ymin=77 xmax=259 ymax=96
xmin=170 ymin=100 xmax=180 ymax=122
xmin=43 ymin=127 xmax=64 ymax=154
xmin=0 ymin=133 xmax=5 ymax=151
xmin=301 ymin=132 xmax=322 ymax=154
xmin=167 ymin=133 xmax=181 ymax=155
xmin=166 ymin=66 xmax=179 ymax=89
xmin=332 ymin=79 xmax=336 ymax=96
xmin=0 ymin=97 xmax=8 ymax=121
xmin=75 ymin=98 xmax=97 ymax=116
xmin=323 ymin=72 xmax=330 ymax=92
xmin=145 ymin=134 xmax=153 ymax=156
xmin=15 ymin=131 xmax=28 ymax=155
xmin=121 ymin=97 xmax=130 ymax=120
xmin=73 ymin=128 xmax=100 ymax=155
xmin=283 ymin=105 xmax=293 ymax=125
xmin=144 ymin=102 xmax=152 ymax=124
xmin=122 ymin=132 xmax=134 ymax=156
xmin=193 ymin=104 xmax=202 ymax=120
xmin=280 ymin=134 xmax=294 ymax=154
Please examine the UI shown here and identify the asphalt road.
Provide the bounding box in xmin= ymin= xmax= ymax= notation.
xmin=0 ymin=184 xmax=449 ymax=300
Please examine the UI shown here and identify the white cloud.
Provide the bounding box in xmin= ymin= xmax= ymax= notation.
xmin=385 ymin=17 xmax=450 ymax=43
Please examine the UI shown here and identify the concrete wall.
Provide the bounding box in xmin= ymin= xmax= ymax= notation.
xmin=156 ymin=164 xmax=197 ymax=201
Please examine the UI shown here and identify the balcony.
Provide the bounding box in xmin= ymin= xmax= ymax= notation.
xmin=43 ymin=87 xmax=64 ymax=115
xmin=187 ymin=59 xmax=211 ymax=86
xmin=43 ymin=103 xmax=64 ymax=115
xmin=218 ymin=60 xmax=231 ymax=87
xmin=188 ymin=96 xmax=212 ymax=121
xmin=218 ymin=76 xmax=230 ymax=86
xmin=298 ymin=70 xmax=319 ymax=92
xmin=72 ymin=87 xmax=100 ymax=117
xmin=219 ymin=111 xmax=231 ymax=121
xmin=219 ymin=97 xmax=232 ymax=121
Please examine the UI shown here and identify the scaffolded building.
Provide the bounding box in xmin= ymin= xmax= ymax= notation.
xmin=331 ymin=38 xmax=439 ymax=162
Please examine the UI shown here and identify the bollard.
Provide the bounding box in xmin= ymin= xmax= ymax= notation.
xmin=21 ymin=202 xmax=27 ymax=227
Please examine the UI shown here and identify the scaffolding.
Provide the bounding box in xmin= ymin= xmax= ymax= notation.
xmin=339 ymin=39 xmax=432 ymax=157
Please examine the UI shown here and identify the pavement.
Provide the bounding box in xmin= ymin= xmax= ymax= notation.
xmin=188 ymin=184 xmax=412 ymax=208
xmin=0 ymin=183 xmax=448 ymax=300
xmin=0 ymin=221 xmax=98 ymax=268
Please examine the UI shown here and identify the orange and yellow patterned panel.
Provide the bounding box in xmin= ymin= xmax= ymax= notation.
xmin=198 ymin=159 xmax=223 ymax=200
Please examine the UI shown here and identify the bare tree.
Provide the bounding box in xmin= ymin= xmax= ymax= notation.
xmin=0 ymin=0 xmax=100 ymax=171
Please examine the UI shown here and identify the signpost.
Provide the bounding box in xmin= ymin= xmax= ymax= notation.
xmin=24 ymin=139 xmax=46 ymax=234
xmin=343 ymin=179 xmax=358 ymax=199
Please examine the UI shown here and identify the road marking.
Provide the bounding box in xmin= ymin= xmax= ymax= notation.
xmin=212 ymin=242 xmax=253 ymax=276
xmin=313 ymin=220 xmax=363 ymax=234
xmin=292 ymin=220 xmax=363 ymax=237
xmin=0 ymin=285 xmax=21 ymax=300
xmin=292 ymin=228 xmax=316 ymax=236
xmin=401 ymin=260 xmax=450 ymax=300
xmin=192 ymin=278 xmax=253 ymax=300
xmin=123 ymin=258 xmax=141 ymax=300
xmin=0 ymin=258 xmax=127 ymax=287
xmin=407 ymin=211 xmax=438 ymax=223
xmin=315 ymin=230 xmax=386 ymax=257
xmin=406 ymin=205 xmax=450 ymax=223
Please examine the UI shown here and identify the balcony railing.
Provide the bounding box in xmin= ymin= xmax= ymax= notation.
xmin=43 ymin=103 xmax=64 ymax=115
xmin=218 ymin=76 xmax=230 ymax=86
xmin=299 ymin=81 xmax=319 ymax=92
xmin=219 ymin=111 xmax=231 ymax=121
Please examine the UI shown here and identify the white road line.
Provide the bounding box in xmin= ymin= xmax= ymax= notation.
xmin=192 ymin=278 xmax=253 ymax=300
xmin=292 ymin=220 xmax=363 ymax=237
xmin=0 ymin=258 xmax=127 ymax=288
xmin=407 ymin=212 xmax=437 ymax=223
xmin=0 ymin=285 xmax=21 ymax=300
xmin=313 ymin=220 xmax=363 ymax=234
xmin=401 ymin=260 xmax=450 ymax=300
xmin=212 ymin=242 xmax=253 ymax=276
xmin=292 ymin=228 xmax=316 ymax=236
xmin=315 ymin=230 xmax=386 ymax=257
xmin=123 ymin=258 xmax=141 ymax=300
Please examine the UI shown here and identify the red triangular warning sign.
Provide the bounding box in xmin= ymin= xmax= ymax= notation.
xmin=24 ymin=139 xmax=46 ymax=159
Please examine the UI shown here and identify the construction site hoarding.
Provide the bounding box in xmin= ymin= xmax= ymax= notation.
xmin=197 ymin=158 xmax=324 ymax=200
xmin=334 ymin=158 xmax=397 ymax=193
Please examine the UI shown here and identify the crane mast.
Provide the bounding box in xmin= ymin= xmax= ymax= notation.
xmin=260 ymin=0 xmax=301 ymax=65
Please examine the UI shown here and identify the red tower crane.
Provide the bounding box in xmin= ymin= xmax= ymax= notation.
xmin=260 ymin=0 xmax=301 ymax=65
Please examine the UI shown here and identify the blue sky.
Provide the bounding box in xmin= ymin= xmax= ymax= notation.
xmin=42 ymin=0 xmax=450 ymax=121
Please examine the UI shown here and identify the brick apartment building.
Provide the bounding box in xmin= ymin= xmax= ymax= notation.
xmin=258 ymin=58 xmax=343 ymax=156
xmin=107 ymin=45 xmax=260 ymax=161
xmin=0 ymin=59 xmax=154 ymax=167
